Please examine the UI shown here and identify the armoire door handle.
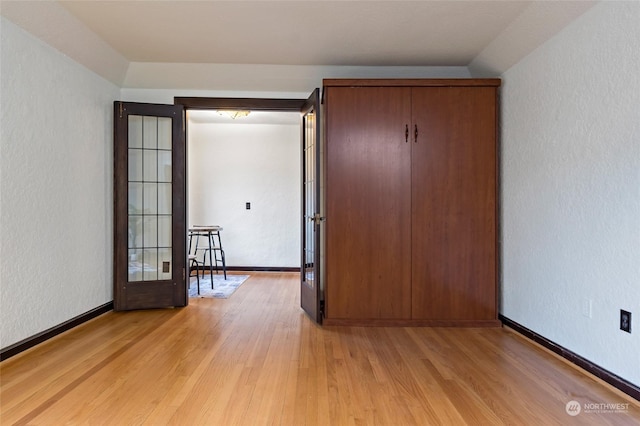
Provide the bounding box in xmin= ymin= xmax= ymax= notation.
xmin=405 ymin=124 xmax=409 ymax=143
xmin=414 ymin=124 xmax=418 ymax=143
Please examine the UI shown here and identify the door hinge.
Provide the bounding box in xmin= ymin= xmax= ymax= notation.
xmin=183 ymin=268 xmax=186 ymax=280
xmin=309 ymin=213 xmax=325 ymax=225
xmin=118 ymin=102 xmax=124 ymax=119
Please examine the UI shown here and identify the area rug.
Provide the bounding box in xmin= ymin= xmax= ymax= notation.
xmin=188 ymin=275 xmax=250 ymax=299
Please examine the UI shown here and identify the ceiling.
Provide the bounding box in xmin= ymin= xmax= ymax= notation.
xmin=57 ymin=0 xmax=531 ymax=66
xmin=1 ymin=1 xmax=596 ymax=89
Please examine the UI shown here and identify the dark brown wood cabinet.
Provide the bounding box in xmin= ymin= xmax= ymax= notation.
xmin=323 ymin=79 xmax=500 ymax=326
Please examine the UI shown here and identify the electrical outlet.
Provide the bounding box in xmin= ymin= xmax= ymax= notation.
xmin=620 ymin=310 xmax=631 ymax=333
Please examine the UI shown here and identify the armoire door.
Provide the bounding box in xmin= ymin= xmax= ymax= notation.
xmin=411 ymin=87 xmax=497 ymax=320
xmin=325 ymin=86 xmax=412 ymax=321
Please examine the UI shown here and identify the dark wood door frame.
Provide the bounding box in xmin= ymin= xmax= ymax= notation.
xmin=173 ymin=95 xmax=310 ymax=270
xmin=174 ymin=97 xmax=306 ymax=111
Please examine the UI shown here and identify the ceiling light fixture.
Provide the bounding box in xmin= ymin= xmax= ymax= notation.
xmin=217 ymin=110 xmax=251 ymax=119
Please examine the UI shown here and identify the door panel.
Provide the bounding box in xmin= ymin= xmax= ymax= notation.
xmin=301 ymin=89 xmax=322 ymax=323
xmin=114 ymin=102 xmax=187 ymax=310
xmin=411 ymin=87 xmax=497 ymax=320
xmin=325 ymin=87 xmax=412 ymax=320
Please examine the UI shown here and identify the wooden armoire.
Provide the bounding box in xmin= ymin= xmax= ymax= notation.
xmin=323 ymin=79 xmax=500 ymax=326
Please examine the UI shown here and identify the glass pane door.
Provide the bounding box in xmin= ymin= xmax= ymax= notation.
xmin=300 ymin=89 xmax=323 ymax=323
xmin=127 ymin=115 xmax=173 ymax=282
xmin=303 ymin=110 xmax=316 ymax=285
xmin=114 ymin=102 xmax=186 ymax=311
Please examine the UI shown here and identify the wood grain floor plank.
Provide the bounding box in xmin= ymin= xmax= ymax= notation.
xmin=1 ymin=272 xmax=638 ymax=425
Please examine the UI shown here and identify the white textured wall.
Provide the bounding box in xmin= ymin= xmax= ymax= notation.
xmin=501 ymin=2 xmax=640 ymax=385
xmin=121 ymin=89 xmax=310 ymax=105
xmin=123 ymin=64 xmax=471 ymax=92
xmin=0 ymin=18 xmax=119 ymax=348
xmin=119 ymin=64 xmax=470 ymax=105
xmin=188 ymin=121 xmax=300 ymax=267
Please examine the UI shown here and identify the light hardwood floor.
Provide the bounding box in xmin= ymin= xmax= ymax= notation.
xmin=1 ymin=272 xmax=639 ymax=425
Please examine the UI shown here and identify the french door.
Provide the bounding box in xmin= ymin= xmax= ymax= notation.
xmin=113 ymin=102 xmax=187 ymax=310
xmin=114 ymin=94 xmax=322 ymax=317
xmin=300 ymin=89 xmax=323 ymax=323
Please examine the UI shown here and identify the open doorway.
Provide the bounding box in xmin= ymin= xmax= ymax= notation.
xmin=186 ymin=109 xmax=301 ymax=270
xmin=176 ymin=94 xmax=323 ymax=323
